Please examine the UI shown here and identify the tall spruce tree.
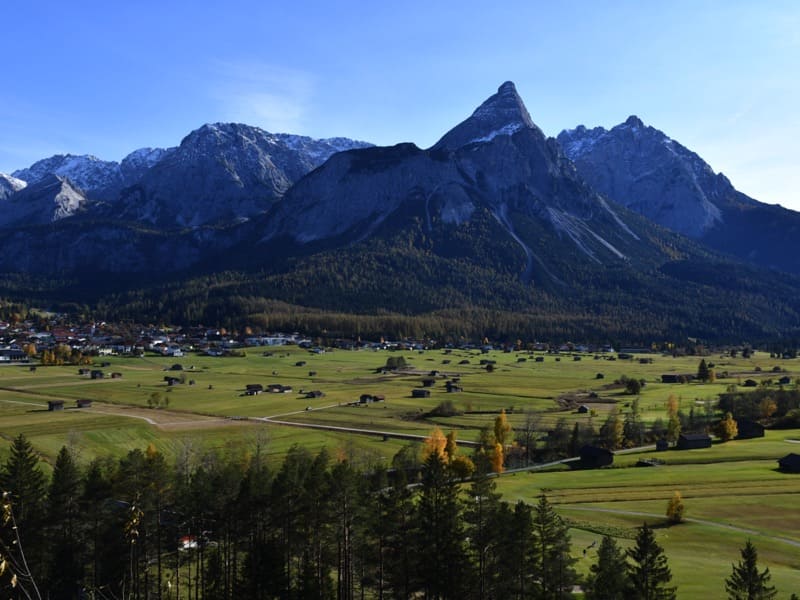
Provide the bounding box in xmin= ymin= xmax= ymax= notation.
xmin=697 ymin=359 xmax=710 ymax=382
xmin=627 ymin=522 xmax=676 ymax=600
xmin=585 ymin=535 xmax=629 ymax=600
xmin=464 ymin=472 xmax=503 ymax=599
xmin=497 ymin=500 xmax=535 ymax=599
xmin=532 ymin=493 xmax=577 ymax=599
xmin=414 ymin=451 xmax=468 ymax=599
xmin=0 ymin=433 xmax=47 ymax=590
xmin=46 ymin=446 xmax=85 ymax=598
xmin=725 ymin=540 xmax=777 ymax=600
xmin=82 ymin=458 xmax=125 ymax=599
xmin=0 ymin=434 xmax=46 ymax=528
xmin=374 ymin=478 xmax=416 ymax=599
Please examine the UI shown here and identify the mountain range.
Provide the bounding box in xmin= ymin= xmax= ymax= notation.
xmin=558 ymin=118 xmax=800 ymax=274
xmin=1 ymin=82 xmax=798 ymax=343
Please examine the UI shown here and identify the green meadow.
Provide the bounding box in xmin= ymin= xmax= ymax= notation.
xmin=1 ymin=346 xmax=799 ymax=596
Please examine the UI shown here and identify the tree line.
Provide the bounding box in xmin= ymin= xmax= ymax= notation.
xmin=2 ymin=433 xmax=789 ymax=599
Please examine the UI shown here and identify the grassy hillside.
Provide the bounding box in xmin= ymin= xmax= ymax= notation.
xmin=1 ymin=346 xmax=799 ymax=596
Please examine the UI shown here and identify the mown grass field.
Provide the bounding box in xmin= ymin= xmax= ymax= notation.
xmin=1 ymin=346 xmax=799 ymax=596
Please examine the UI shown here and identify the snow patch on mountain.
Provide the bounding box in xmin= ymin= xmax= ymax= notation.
xmin=0 ymin=173 xmax=27 ymax=200
xmin=469 ymin=122 xmax=524 ymax=145
xmin=13 ymin=154 xmax=123 ymax=196
xmin=121 ymin=147 xmax=172 ymax=173
xmin=432 ymin=81 xmax=542 ymax=152
xmin=558 ymin=125 xmax=605 ymax=158
xmin=557 ymin=117 xmax=729 ymax=238
xmin=0 ymin=175 xmax=90 ymax=227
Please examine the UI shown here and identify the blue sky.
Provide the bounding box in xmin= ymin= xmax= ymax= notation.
xmin=3 ymin=1 xmax=798 ymax=209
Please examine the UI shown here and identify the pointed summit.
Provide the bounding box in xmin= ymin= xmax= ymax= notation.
xmin=432 ymin=81 xmax=542 ymax=152
xmin=623 ymin=115 xmax=644 ymax=128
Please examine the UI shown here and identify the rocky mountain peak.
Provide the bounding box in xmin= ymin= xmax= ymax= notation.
xmin=623 ymin=115 xmax=644 ymax=129
xmin=12 ymin=154 xmax=123 ymax=199
xmin=0 ymin=174 xmax=90 ymax=227
xmin=558 ymin=117 xmax=732 ymax=237
xmin=432 ymin=81 xmax=542 ymax=152
xmin=0 ymin=173 xmax=27 ymax=200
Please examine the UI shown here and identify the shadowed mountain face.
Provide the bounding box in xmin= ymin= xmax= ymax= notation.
xmin=0 ymin=125 xmax=371 ymax=274
xmin=0 ymin=173 xmax=27 ymax=200
xmin=0 ymin=83 xmax=799 ymax=342
xmin=263 ymin=82 xmax=651 ymax=285
xmin=558 ymin=118 xmax=800 ymax=274
xmin=109 ymin=124 xmax=371 ymax=227
xmin=0 ymin=175 xmax=90 ymax=227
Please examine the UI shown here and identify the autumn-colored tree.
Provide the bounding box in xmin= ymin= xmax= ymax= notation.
xmin=422 ymin=427 xmax=448 ymax=460
xmin=666 ymin=414 xmax=681 ymax=444
xmin=494 ymin=410 xmax=512 ymax=447
xmin=22 ymin=342 xmax=36 ymax=358
xmin=715 ymin=412 xmax=739 ymax=442
xmin=666 ymin=394 xmax=679 ymax=418
xmin=490 ymin=442 xmax=505 ymax=473
xmin=666 ymin=491 xmax=685 ymax=524
xmin=444 ymin=431 xmax=458 ymax=461
xmin=54 ymin=344 xmax=71 ymax=363
xmin=600 ymin=410 xmax=624 ymax=450
xmin=449 ymin=455 xmax=475 ymax=479
xmin=759 ymin=397 xmax=777 ymax=419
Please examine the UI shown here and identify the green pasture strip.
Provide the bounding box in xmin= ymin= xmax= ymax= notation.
xmin=564 ymin=508 xmax=800 ymax=597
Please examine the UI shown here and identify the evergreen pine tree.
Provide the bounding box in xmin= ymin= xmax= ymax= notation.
xmin=724 ymin=540 xmax=777 ymax=600
xmin=532 ymin=493 xmax=577 ymax=599
xmin=0 ymin=433 xmax=47 ymax=588
xmin=464 ymin=472 xmax=503 ymax=599
xmin=46 ymin=446 xmax=85 ymax=598
xmin=698 ymin=359 xmax=710 ymax=382
xmin=82 ymin=458 xmax=126 ymax=599
xmin=627 ymin=522 xmax=677 ymax=600
xmin=0 ymin=434 xmax=46 ymax=527
xmin=585 ymin=535 xmax=628 ymax=600
xmin=414 ymin=451 xmax=469 ymax=599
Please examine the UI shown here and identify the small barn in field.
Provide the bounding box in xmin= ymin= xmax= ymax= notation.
xmin=661 ymin=373 xmax=694 ymax=384
xmin=359 ymin=394 xmax=385 ymax=404
xmin=267 ymin=384 xmax=292 ymax=393
xmin=412 ymin=389 xmax=431 ymax=398
xmin=677 ymin=433 xmax=712 ymax=450
xmin=736 ymin=419 xmax=766 ymax=440
xmin=76 ymin=399 xmax=93 ymax=408
xmin=778 ymin=453 xmax=800 ymax=473
xmin=578 ymin=445 xmax=614 ymax=469
xmin=48 ymin=400 xmax=65 ymax=411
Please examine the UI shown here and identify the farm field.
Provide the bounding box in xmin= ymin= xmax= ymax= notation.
xmin=1 ymin=345 xmax=799 ymax=596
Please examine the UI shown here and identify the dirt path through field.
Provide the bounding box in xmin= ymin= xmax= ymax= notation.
xmin=83 ymin=402 xmax=258 ymax=431
xmin=562 ymin=506 xmax=800 ymax=548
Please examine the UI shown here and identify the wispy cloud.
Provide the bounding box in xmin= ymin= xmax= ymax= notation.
xmin=208 ymin=61 xmax=314 ymax=133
